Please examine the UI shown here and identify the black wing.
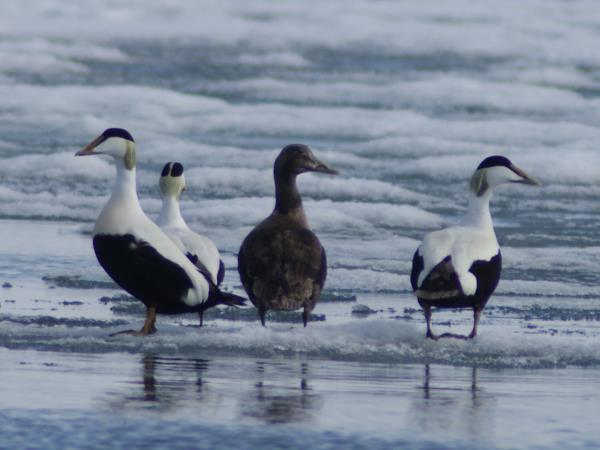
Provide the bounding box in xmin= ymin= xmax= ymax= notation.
xmin=414 ymin=255 xmax=461 ymax=300
xmin=217 ymin=260 xmax=225 ymax=287
xmin=413 ymin=251 xmax=502 ymax=310
xmin=410 ymin=249 xmax=423 ymax=291
xmin=93 ymin=234 xmax=193 ymax=309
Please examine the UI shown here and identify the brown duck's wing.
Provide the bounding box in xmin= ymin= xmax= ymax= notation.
xmin=282 ymin=228 xmax=324 ymax=282
xmin=305 ymin=245 xmax=327 ymax=311
xmin=316 ymin=247 xmax=327 ymax=290
xmin=238 ymin=226 xmax=325 ymax=306
xmin=237 ymin=238 xmax=256 ymax=303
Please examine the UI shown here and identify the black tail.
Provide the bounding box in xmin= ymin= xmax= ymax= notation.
xmin=202 ymin=289 xmax=247 ymax=311
xmin=216 ymin=290 xmax=246 ymax=308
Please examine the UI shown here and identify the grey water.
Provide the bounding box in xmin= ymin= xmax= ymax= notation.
xmin=2 ymin=1 xmax=600 ymax=448
xmin=3 ymin=350 xmax=599 ymax=450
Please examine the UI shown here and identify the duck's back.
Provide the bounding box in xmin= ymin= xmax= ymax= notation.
xmin=162 ymin=225 xmax=224 ymax=286
xmin=238 ymin=216 xmax=326 ymax=312
xmin=411 ymin=225 xmax=501 ymax=310
xmin=93 ymin=232 xmax=195 ymax=313
xmin=93 ymin=201 xmax=209 ymax=312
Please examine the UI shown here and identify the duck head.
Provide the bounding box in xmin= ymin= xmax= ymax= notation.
xmin=274 ymin=144 xmax=338 ymax=179
xmin=159 ymin=162 xmax=186 ymax=199
xmin=76 ymin=128 xmax=136 ymax=170
xmin=470 ymin=155 xmax=541 ymax=197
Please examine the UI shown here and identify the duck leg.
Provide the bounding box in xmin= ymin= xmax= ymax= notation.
xmin=258 ymin=307 xmax=267 ymax=327
xmin=423 ymin=306 xmax=438 ymax=340
xmin=198 ymin=310 xmax=204 ymax=328
xmin=302 ymin=308 xmax=309 ymax=327
xmin=468 ymin=308 xmax=482 ymax=339
xmin=110 ymin=305 xmax=157 ymax=337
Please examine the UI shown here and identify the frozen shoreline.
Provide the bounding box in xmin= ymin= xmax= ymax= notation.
xmin=2 ymin=218 xmax=600 ymax=370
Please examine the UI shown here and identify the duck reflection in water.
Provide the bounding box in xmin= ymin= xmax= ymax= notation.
xmin=239 ymin=361 xmax=323 ymax=425
xmin=409 ymin=364 xmax=497 ymax=442
xmin=109 ymin=354 xmax=212 ymax=412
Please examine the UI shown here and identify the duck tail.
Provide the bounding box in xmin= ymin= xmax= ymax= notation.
xmin=202 ymin=289 xmax=247 ymax=311
xmin=216 ymin=290 xmax=247 ymax=308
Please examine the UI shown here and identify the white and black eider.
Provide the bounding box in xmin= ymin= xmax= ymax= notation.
xmin=237 ymin=144 xmax=338 ymax=326
xmin=410 ymin=155 xmax=541 ymax=340
xmin=156 ymin=161 xmax=226 ymax=325
xmin=76 ymin=128 xmax=245 ymax=335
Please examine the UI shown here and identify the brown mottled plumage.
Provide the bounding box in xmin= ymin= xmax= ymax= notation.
xmin=238 ymin=144 xmax=338 ymax=326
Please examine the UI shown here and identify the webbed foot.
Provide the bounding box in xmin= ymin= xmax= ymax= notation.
xmin=109 ymin=327 xmax=156 ymax=337
xmin=425 ymin=330 xmax=439 ymax=340
xmin=438 ymin=332 xmax=470 ymax=340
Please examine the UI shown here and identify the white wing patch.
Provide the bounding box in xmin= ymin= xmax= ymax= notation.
xmin=162 ymin=226 xmax=222 ymax=286
xmin=417 ymin=225 xmax=499 ymax=296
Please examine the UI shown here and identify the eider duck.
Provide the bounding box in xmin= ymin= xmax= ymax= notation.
xmin=75 ymin=128 xmax=245 ymax=335
xmin=238 ymin=144 xmax=338 ymax=326
xmin=410 ymin=155 xmax=541 ymax=339
xmin=156 ymin=161 xmax=225 ymax=325
xmin=156 ymin=161 xmax=225 ymax=285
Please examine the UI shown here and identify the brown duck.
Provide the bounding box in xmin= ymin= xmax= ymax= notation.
xmin=238 ymin=144 xmax=338 ymax=326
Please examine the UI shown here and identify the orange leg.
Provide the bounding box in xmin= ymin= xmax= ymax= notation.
xmin=110 ymin=305 xmax=157 ymax=337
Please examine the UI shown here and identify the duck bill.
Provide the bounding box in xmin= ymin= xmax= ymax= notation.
xmin=311 ymin=158 xmax=339 ymax=175
xmin=75 ymin=134 xmax=106 ymax=156
xmin=511 ymin=164 xmax=541 ymax=186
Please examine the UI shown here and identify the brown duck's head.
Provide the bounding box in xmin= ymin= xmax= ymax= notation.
xmin=274 ymin=144 xmax=339 ymax=179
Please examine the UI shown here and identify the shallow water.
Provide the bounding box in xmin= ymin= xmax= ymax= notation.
xmin=2 ymin=1 xmax=600 ymax=448
xmin=3 ymin=350 xmax=600 ymax=450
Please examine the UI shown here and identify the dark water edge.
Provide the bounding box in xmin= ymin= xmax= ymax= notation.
xmin=0 ymin=409 xmax=486 ymax=450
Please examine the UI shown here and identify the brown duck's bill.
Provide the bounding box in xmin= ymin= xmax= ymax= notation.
xmin=312 ymin=159 xmax=339 ymax=175
xmin=75 ymin=134 xmax=106 ymax=156
xmin=510 ymin=164 xmax=541 ymax=186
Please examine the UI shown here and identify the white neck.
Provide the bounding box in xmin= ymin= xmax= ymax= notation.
xmin=94 ymin=163 xmax=144 ymax=234
xmin=462 ymin=190 xmax=495 ymax=233
xmin=157 ymin=195 xmax=188 ymax=229
xmin=109 ymin=163 xmax=141 ymax=208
